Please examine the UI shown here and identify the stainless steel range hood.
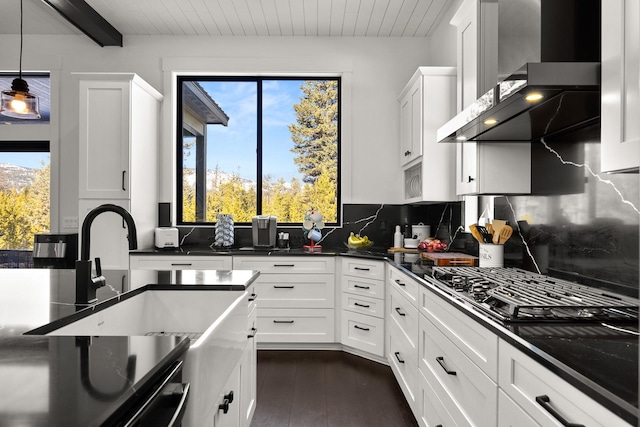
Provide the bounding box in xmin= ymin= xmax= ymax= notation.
xmin=437 ymin=62 xmax=600 ymax=143
xmin=438 ymin=0 xmax=601 ymax=144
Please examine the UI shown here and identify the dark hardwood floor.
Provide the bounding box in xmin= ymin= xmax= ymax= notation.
xmin=251 ymin=350 xmax=418 ymax=427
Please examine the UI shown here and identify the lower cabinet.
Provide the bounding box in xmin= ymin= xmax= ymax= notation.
xmin=212 ymin=362 xmax=241 ymax=427
xmin=498 ymin=339 xmax=632 ymax=427
xmin=240 ymin=295 xmax=257 ymax=427
xmin=497 ymin=390 xmax=540 ymax=427
xmin=256 ymin=308 xmax=335 ymax=343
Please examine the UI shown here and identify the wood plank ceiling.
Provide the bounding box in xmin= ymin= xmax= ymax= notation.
xmin=1 ymin=0 xmax=453 ymax=40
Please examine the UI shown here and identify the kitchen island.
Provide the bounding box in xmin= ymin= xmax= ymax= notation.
xmin=0 ymin=268 xmax=258 ymax=426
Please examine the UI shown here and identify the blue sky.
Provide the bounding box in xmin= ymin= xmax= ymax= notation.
xmin=187 ymin=79 xmax=305 ymax=183
xmin=0 ymin=152 xmax=49 ymax=169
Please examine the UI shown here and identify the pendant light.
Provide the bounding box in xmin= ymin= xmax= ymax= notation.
xmin=0 ymin=0 xmax=40 ymax=120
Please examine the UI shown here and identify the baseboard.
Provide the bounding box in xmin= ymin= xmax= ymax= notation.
xmin=256 ymin=342 xmax=389 ymax=366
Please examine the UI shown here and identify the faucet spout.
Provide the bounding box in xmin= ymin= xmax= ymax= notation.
xmin=76 ymin=204 xmax=138 ymax=306
xmin=80 ymin=204 xmax=138 ymax=261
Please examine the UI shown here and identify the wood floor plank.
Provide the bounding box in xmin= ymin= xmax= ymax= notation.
xmin=251 ymin=350 xmax=417 ymax=427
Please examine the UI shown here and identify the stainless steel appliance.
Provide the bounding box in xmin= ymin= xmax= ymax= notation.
xmin=426 ymin=267 xmax=639 ymax=323
xmin=252 ymin=215 xmax=277 ymax=248
xmin=33 ymin=233 xmax=78 ymax=269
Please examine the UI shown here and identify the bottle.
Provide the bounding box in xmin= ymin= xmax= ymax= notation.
xmin=394 ymin=225 xmax=403 ymax=248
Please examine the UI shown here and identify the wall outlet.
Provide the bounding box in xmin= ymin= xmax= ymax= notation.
xmin=63 ymin=216 xmax=79 ymax=229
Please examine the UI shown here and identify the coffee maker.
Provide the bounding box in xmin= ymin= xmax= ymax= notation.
xmin=252 ymin=215 xmax=277 ymax=248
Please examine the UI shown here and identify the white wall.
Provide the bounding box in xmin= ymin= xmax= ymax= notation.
xmin=0 ymin=34 xmax=439 ymax=231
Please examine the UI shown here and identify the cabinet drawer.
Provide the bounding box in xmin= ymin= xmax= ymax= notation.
xmin=341 ymin=275 xmax=384 ymax=300
xmin=233 ymin=256 xmax=334 ymax=274
xmin=129 ymin=255 xmax=232 ymax=271
xmin=419 ymin=314 xmax=497 ymax=427
xmin=387 ymin=321 xmax=417 ymax=411
xmin=342 ymin=258 xmax=385 ymax=280
xmin=498 ymin=390 xmax=539 ymax=427
xmin=254 ymin=274 xmax=334 ymax=308
xmin=389 ymin=285 xmax=419 ymax=350
xmin=418 ymin=362 xmax=471 ymax=427
xmin=499 ymin=339 xmax=631 ymax=427
xmin=419 ymin=286 xmax=498 ymax=380
xmin=340 ymin=311 xmax=384 ymax=357
xmin=388 ymin=266 xmax=419 ymax=307
xmin=341 ymin=292 xmax=384 ymax=318
xmin=256 ymin=308 xmax=334 ymax=343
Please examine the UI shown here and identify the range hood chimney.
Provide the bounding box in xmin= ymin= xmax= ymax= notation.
xmin=438 ymin=0 xmax=601 ymax=144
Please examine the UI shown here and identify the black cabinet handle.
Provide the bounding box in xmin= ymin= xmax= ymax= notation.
xmin=394 ymin=351 xmax=405 ymax=364
xmin=467 ymin=175 xmax=475 ymax=183
xmin=354 ymin=267 xmax=370 ymax=271
xmin=122 ymin=170 xmax=126 ymax=191
xmin=436 ymin=425 xmax=443 ymax=427
xmin=395 ymin=307 xmax=406 ymax=316
xmin=354 ymin=302 xmax=370 ymax=308
xmin=536 ymin=395 xmax=585 ymax=427
xmin=354 ymin=325 xmax=370 ymax=331
xmin=395 ymin=279 xmax=405 ymax=287
xmin=354 ymin=284 xmax=370 ymax=290
xmin=171 ymin=263 xmax=193 ymax=266
xmin=247 ymin=327 xmax=257 ymax=339
xmin=218 ymin=391 xmax=234 ymax=414
xmin=273 ymin=320 xmax=294 ymax=324
xmin=436 ymin=356 xmax=456 ymax=375
xmin=273 ymin=285 xmax=294 ymax=289
xmin=404 ymin=150 xmax=411 ymax=156
xmin=273 ymin=264 xmax=295 ymax=267
xmin=248 ymin=293 xmax=257 ymax=302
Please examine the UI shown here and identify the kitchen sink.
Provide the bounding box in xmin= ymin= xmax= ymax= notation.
xmin=35 ymin=289 xmax=249 ymax=427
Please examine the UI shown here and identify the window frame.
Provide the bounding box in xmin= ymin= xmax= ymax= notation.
xmin=175 ymin=75 xmax=342 ymax=227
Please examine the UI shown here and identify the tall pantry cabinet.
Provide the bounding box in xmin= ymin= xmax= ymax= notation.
xmin=77 ymin=73 xmax=162 ymax=269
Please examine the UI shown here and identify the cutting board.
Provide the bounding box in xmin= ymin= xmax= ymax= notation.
xmin=420 ymin=252 xmax=478 ymax=266
xmin=388 ymin=247 xmax=419 ymax=253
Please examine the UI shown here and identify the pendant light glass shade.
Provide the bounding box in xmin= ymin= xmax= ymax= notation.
xmin=0 ymin=77 xmax=41 ymax=119
xmin=0 ymin=0 xmax=40 ymax=120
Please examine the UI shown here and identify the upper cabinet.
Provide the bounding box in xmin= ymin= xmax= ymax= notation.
xmin=601 ymin=0 xmax=640 ymax=173
xmin=450 ymin=0 xmax=530 ymax=195
xmin=78 ymin=73 xmax=163 ymax=199
xmin=400 ymin=67 xmax=458 ymax=203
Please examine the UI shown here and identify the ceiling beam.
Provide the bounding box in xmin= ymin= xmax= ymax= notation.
xmin=40 ymin=0 xmax=122 ymax=47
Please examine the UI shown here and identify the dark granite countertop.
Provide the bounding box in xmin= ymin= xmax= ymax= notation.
xmin=0 ymin=268 xmax=256 ymax=426
xmin=130 ymin=246 xmax=639 ymax=424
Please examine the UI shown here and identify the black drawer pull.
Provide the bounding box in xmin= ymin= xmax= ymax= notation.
xmin=354 ymin=284 xmax=370 ymax=290
xmin=218 ymin=390 xmax=234 ymax=414
xmin=273 ymin=285 xmax=294 ymax=289
xmin=395 ymin=279 xmax=405 ymax=286
xmin=394 ymin=351 xmax=405 ymax=364
xmin=354 ymin=267 xmax=370 ymax=271
xmin=247 ymin=327 xmax=257 ymax=338
xmin=354 ymin=302 xmax=370 ymax=308
xmin=171 ymin=263 xmax=192 ymax=266
xmin=273 ymin=264 xmax=295 ymax=267
xmin=436 ymin=425 xmax=443 ymax=427
xmin=248 ymin=293 xmax=257 ymax=301
xmin=122 ymin=170 xmax=126 ymax=191
xmin=395 ymin=307 xmax=406 ymax=316
xmin=436 ymin=356 xmax=456 ymax=375
xmin=536 ymin=395 xmax=585 ymax=427
xmin=354 ymin=325 xmax=370 ymax=331
xmin=273 ymin=320 xmax=294 ymax=324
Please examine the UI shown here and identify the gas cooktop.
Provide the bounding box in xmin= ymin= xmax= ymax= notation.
xmin=426 ymin=267 xmax=639 ymax=323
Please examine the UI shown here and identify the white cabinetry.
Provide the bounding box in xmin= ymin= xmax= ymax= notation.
xmin=340 ymin=258 xmax=385 ymax=357
xmin=129 ymin=254 xmax=233 ymax=271
xmin=232 ymin=256 xmax=335 ymax=344
xmin=601 ymin=0 xmax=640 ymax=173
xmin=240 ymin=291 xmax=257 ymax=427
xmin=417 ymin=283 xmax=498 ymax=426
xmin=386 ymin=266 xmax=421 ymax=418
xmin=498 ymin=339 xmax=632 ymax=427
xmin=77 ymin=73 xmax=162 ymax=269
xmin=450 ymin=0 xmax=530 ymax=195
xmin=400 ymin=67 xmax=458 ymax=203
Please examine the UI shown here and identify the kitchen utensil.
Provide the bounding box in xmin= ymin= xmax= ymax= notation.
xmin=492 ymin=219 xmax=507 ymax=234
xmin=469 ymin=224 xmax=484 ymax=243
xmin=486 ymin=223 xmax=494 ymax=236
xmin=476 ymin=225 xmax=493 ymax=243
xmin=498 ymin=225 xmax=513 ymax=244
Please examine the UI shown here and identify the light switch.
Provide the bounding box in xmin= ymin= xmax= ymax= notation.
xmin=63 ymin=216 xmax=79 ymax=229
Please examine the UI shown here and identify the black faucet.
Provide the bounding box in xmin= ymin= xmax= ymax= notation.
xmin=76 ymin=204 xmax=138 ymax=305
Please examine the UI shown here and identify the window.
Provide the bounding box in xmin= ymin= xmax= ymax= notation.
xmin=0 ymin=142 xmax=50 ymax=251
xmin=177 ymin=76 xmax=340 ymax=225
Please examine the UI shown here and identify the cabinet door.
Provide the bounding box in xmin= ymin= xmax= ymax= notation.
xmin=213 ymin=362 xmax=241 ymax=427
xmin=240 ymin=305 xmax=257 ymax=427
xmin=399 ymin=77 xmax=422 ymax=166
xmin=601 ymin=0 xmax=640 ymax=173
xmin=498 ymin=390 xmax=539 ymax=427
xmin=79 ymin=80 xmax=130 ymax=199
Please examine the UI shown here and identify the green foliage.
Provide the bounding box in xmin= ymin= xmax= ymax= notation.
xmin=0 ymin=163 xmax=50 ymax=250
